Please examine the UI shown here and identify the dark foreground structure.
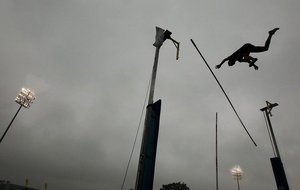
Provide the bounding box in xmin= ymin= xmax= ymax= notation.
xmin=271 ymin=157 xmax=289 ymax=190
xmin=0 ymin=180 xmax=39 ymax=190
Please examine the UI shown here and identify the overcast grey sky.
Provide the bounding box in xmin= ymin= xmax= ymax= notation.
xmin=0 ymin=0 xmax=300 ymax=190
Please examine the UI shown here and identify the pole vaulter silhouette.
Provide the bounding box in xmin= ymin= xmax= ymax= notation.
xmin=215 ymin=28 xmax=279 ymax=70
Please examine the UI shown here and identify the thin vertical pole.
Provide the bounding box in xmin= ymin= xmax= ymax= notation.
xmin=215 ymin=112 xmax=219 ymax=190
xmin=135 ymin=46 xmax=160 ymax=190
xmin=148 ymin=47 xmax=161 ymax=105
xmin=237 ymin=178 xmax=240 ymax=190
xmin=261 ymin=102 xmax=290 ymax=190
xmin=264 ymin=111 xmax=281 ymax=158
xmin=135 ymin=27 xmax=178 ymax=190
xmin=135 ymin=28 xmax=163 ymax=190
xmin=0 ymin=105 xmax=22 ymax=143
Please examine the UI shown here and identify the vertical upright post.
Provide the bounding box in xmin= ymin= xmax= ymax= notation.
xmin=134 ymin=100 xmax=161 ymax=190
xmin=134 ymin=27 xmax=178 ymax=190
xmin=25 ymin=178 xmax=29 ymax=187
xmin=148 ymin=46 xmax=161 ymax=105
xmin=260 ymin=101 xmax=289 ymax=190
xmin=264 ymin=109 xmax=281 ymax=158
xmin=260 ymin=101 xmax=281 ymax=158
xmin=236 ymin=178 xmax=240 ymax=190
xmin=215 ymin=112 xmax=219 ymax=190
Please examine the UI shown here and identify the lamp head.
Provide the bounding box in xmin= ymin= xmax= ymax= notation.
xmin=15 ymin=88 xmax=36 ymax=108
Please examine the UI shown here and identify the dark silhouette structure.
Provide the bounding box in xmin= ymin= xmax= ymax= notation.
xmin=271 ymin=157 xmax=290 ymax=190
xmin=215 ymin=28 xmax=279 ymax=70
xmin=134 ymin=100 xmax=161 ymax=190
xmin=0 ymin=180 xmax=40 ymax=190
xmin=160 ymin=182 xmax=190 ymax=190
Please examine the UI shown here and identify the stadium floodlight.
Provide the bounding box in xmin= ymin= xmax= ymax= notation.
xmin=15 ymin=88 xmax=36 ymax=108
xmin=0 ymin=88 xmax=36 ymax=144
xmin=230 ymin=165 xmax=243 ymax=190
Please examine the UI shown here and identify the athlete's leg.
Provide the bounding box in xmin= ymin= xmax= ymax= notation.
xmin=250 ymin=28 xmax=279 ymax=53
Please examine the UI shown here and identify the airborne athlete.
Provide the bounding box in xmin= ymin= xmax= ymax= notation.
xmin=215 ymin=28 xmax=279 ymax=70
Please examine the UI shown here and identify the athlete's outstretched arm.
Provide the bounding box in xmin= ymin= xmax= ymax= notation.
xmin=215 ymin=57 xmax=229 ymax=69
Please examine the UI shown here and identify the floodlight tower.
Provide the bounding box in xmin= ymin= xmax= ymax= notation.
xmin=260 ymin=101 xmax=289 ymax=190
xmin=230 ymin=165 xmax=243 ymax=190
xmin=134 ymin=27 xmax=179 ymax=190
xmin=0 ymin=88 xmax=36 ymax=144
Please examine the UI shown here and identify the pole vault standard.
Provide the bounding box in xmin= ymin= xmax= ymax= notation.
xmin=134 ymin=27 xmax=179 ymax=190
xmin=148 ymin=27 xmax=179 ymax=105
xmin=190 ymin=39 xmax=257 ymax=147
xmin=260 ymin=101 xmax=289 ymax=190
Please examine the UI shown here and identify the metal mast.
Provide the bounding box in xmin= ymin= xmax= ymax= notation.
xmin=260 ymin=101 xmax=289 ymax=190
xmin=134 ymin=27 xmax=179 ymax=190
xmin=148 ymin=27 xmax=179 ymax=105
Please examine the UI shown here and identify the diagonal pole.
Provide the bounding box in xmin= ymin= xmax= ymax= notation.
xmin=191 ymin=39 xmax=257 ymax=146
xmin=0 ymin=105 xmax=22 ymax=144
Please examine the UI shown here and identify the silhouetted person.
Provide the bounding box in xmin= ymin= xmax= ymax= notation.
xmin=215 ymin=28 xmax=279 ymax=70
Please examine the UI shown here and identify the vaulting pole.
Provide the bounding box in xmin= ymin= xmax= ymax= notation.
xmin=190 ymin=39 xmax=257 ymax=147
